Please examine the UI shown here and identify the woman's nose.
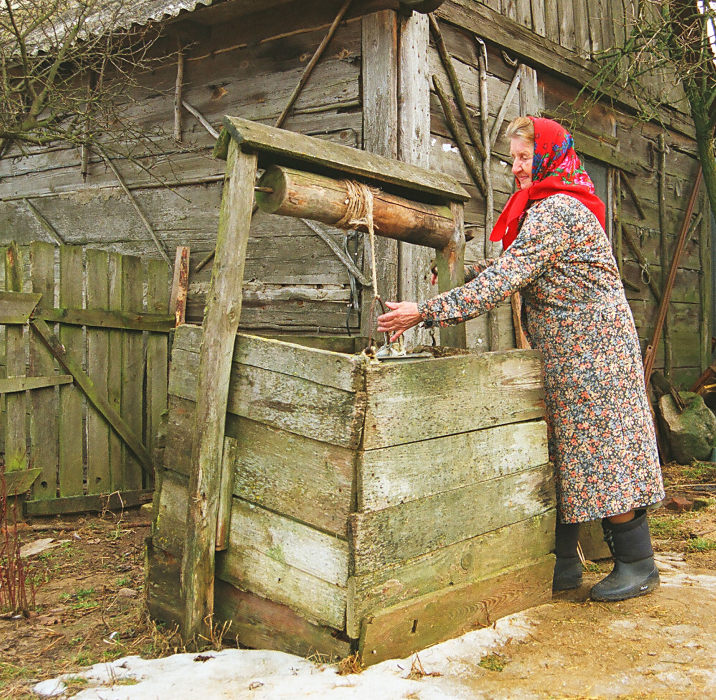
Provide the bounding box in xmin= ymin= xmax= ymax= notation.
xmin=512 ymin=160 xmax=520 ymax=175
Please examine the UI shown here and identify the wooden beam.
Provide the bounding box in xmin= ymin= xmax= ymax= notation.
xmin=35 ymin=308 xmax=175 ymax=332
xmin=0 ymin=375 xmax=72 ymax=393
xmin=23 ymin=198 xmax=65 ymax=246
xmin=435 ymin=201 xmax=467 ymax=348
xmin=29 ymin=318 xmax=153 ymax=475
xmin=0 ymin=291 xmax=42 ymax=324
xmin=181 ymin=142 xmax=258 ymax=642
xmin=215 ymin=116 xmax=469 ymax=202
xmin=4 ymin=469 xmax=41 ymax=496
xmin=170 ymin=246 xmax=190 ymax=327
xmin=397 ymin=10 xmax=433 ymax=347
xmin=361 ymin=9 xmax=400 ymax=338
xmin=256 ymin=165 xmax=455 ymax=248
xmin=24 ymin=489 xmax=153 ymax=516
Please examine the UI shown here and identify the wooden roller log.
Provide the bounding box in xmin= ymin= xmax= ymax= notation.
xmin=255 ymin=165 xmax=456 ymax=249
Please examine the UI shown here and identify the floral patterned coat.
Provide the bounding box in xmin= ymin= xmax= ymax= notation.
xmin=419 ymin=193 xmax=665 ymax=523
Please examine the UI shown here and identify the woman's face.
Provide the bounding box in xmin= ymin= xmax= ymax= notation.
xmin=510 ymin=137 xmax=534 ymax=191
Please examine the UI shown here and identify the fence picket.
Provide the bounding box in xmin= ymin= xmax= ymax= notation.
xmin=121 ymin=255 xmax=144 ymax=490
xmin=4 ymin=243 xmax=26 ymax=473
xmin=86 ymin=249 xmax=111 ymax=494
xmin=146 ymin=260 xmax=169 ymax=469
xmin=58 ymin=246 xmax=84 ymax=496
xmin=29 ymin=242 xmax=59 ymax=499
xmin=108 ymin=253 xmax=124 ymax=492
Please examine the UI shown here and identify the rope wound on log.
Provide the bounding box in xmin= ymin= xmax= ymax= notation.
xmin=335 ymin=180 xmax=379 ymax=297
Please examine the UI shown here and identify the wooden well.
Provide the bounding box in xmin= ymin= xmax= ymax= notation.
xmin=147 ymin=326 xmax=555 ymax=663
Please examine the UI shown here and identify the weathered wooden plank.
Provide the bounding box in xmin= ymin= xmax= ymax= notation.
xmin=4 ymin=243 xmax=27 ymax=472
xmin=174 ymin=324 xmax=365 ymax=393
xmin=362 ymin=349 xmax=544 ymax=449
xmin=225 ymin=418 xmax=354 ymax=537
xmin=29 ymin=242 xmax=58 ymax=500
xmin=169 ymin=246 xmax=189 ymax=327
xmin=347 ymin=510 xmax=555 ymax=638
xmin=544 ymin=0 xmax=560 ymax=45
xmin=37 ymin=308 xmax=174 ymax=332
xmin=699 ymin=195 xmax=711 ymax=374
xmin=397 ymin=10 xmax=433 ymax=348
xmin=216 ymin=498 xmax=349 ymax=629
xmin=58 ymin=246 xmax=84 ymax=496
xmin=435 ymin=201 xmax=467 ymax=348
xmin=573 ymin=0 xmax=591 ymax=57
xmin=145 ymin=540 xmax=183 ymax=627
xmin=181 ymin=143 xmax=257 ymax=641
xmin=351 ymin=464 xmax=555 ymax=573
xmin=359 ymin=419 xmax=549 ymax=511
xmin=4 ymin=468 xmax=42 ymax=496
xmin=530 ymin=0 xmax=546 ymax=36
xmin=358 ymin=555 xmax=554 ymax=665
xmin=361 ymin=9 xmax=400 ymax=338
xmin=24 ymin=489 xmax=153 ymax=516
xmin=146 ymin=259 xmax=169 ymax=459
xmin=121 ymin=255 xmax=145 ymax=490
xmin=163 ymin=396 xmax=355 ymax=537
xmin=153 ymin=468 xmax=188 ymax=556
xmin=0 ymin=291 xmax=42 ymax=323
xmin=168 ymin=347 xmax=366 ymax=450
xmin=0 ymin=375 xmax=72 ymax=393
xmin=214 ymin=580 xmax=351 ymax=659
xmin=556 ymin=0 xmax=576 ymax=50
xmin=217 ymin=116 xmax=469 ymax=202
xmin=107 ymin=253 xmax=124 ymax=491
xmin=86 ymin=249 xmax=111 ymax=495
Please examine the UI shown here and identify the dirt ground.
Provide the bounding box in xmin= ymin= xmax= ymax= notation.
xmin=2 ymin=463 xmax=716 ymax=700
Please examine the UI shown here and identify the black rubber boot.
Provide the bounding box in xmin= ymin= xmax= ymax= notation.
xmin=553 ymin=521 xmax=583 ymax=591
xmin=590 ymin=510 xmax=660 ymax=602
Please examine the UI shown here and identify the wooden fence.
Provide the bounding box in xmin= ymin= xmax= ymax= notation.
xmin=0 ymin=242 xmax=173 ymax=515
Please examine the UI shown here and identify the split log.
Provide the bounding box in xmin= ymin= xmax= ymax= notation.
xmin=256 ymin=165 xmax=455 ymax=249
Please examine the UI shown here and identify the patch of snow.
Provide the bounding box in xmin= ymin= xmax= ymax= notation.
xmin=33 ymin=679 xmax=67 ymax=697
xmin=34 ymin=614 xmax=535 ymax=699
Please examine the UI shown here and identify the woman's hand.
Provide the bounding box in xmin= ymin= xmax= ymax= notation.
xmin=377 ymin=301 xmax=422 ymax=342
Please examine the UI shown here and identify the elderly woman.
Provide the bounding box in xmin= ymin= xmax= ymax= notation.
xmin=377 ymin=116 xmax=665 ymax=602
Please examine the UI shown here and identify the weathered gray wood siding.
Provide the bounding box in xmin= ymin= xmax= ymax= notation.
xmin=0 ymin=6 xmax=364 ymax=334
xmin=430 ymin=2 xmax=709 ymax=388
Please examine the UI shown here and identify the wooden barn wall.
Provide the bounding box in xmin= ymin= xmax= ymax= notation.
xmin=431 ymin=6 xmax=709 ymax=387
xmin=0 ymin=7 xmax=364 ymax=334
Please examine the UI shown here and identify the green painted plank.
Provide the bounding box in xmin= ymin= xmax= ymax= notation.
xmin=29 ymin=241 xmax=59 ymax=500
xmin=0 ymin=291 xmax=42 ymax=323
xmin=216 ymin=115 xmax=470 ymax=202
xmin=4 ymin=243 xmax=27 ymax=472
xmin=86 ymin=249 xmax=111 ymax=495
xmin=4 ymin=468 xmax=42 ymax=496
xmin=24 ymin=488 xmax=153 ymax=516
xmin=121 ymin=255 xmax=144 ymax=491
xmin=0 ymin=375 xmax=72 ymax=393
xmin=58 ymin=246 xmax=84 ymax=496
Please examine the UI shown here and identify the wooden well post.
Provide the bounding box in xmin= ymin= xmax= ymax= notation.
xmin=180 ymin=115 xmax=470 ymax=641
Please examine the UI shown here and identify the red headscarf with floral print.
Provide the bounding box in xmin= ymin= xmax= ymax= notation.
xmin=489 ymin=117 xmax=606 ymax=249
